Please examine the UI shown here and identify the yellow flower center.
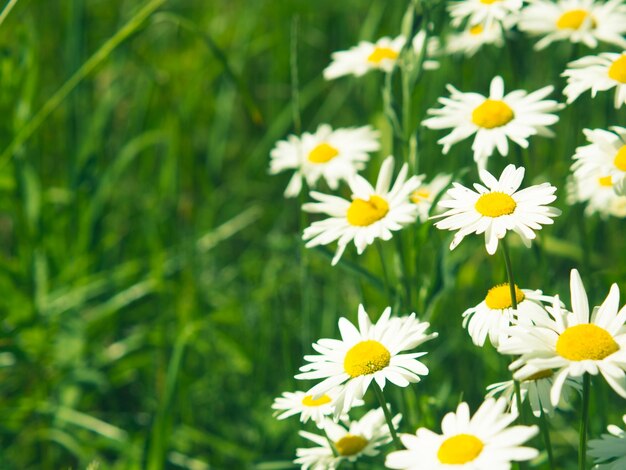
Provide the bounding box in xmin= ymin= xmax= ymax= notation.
xmin=410 ymin=189 xmax=430 ymax=203
xmin=335 ymin=435 xmax=369 ymax=456
xmin=301 ymin=394 xmax=332 ymax=407
xmin=343 ymin=340 xmax=391 ymax=378
xmin=556 ymin=324 xmax=619 ymax=361
xmin=367 ymin=47 xmax=399 ymax=64
xmin=485 ymin=283 xmax=525 ymax=310
xmin=346 ymin=195 xmax=389 ymax=226
xmin=308 ymin=142 xmax=339 ymax=163
xmin=524 ymin=369 xmax=554 ymax=382
xmin=598 ymin=175 xmax=613 ymax=187
xmin=480 ymin=0 xmax=500 ymax=4
xmin=556 ymin=9 xmax=595 ymax=30
xmin=614 ymin=145 xmax=626 ymax=171
xmin=475 ymin=192 xmax=517 ymax=217
xmin=472 ymin=99 xmax=515 ymax=129
xmin=608 ymin=55 xmax=626 ymax=84
xmin=469 ymin=25 xmax=484 ymax=35
xmin=437 ymin=434 xmax=484 ymax=464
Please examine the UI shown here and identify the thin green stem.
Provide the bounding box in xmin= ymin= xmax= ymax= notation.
xmin=500 ymin=237 xmax=518 ymax=309
xmin=371 ymin=381 xmax=402 ymax=450
xmin=0 ymin=0 xmax=19 ymax=29
xmin=394 ymin=236 xmax=412 ymax=309
xmin=539 ymin=406 xmax=555 ymax=470
xmin=376 ymin=241 xmax=393 ymax=304
xmin=579 ymin=374 xmax=591 ymax=470
xmin=513 ymin=380 xmax=525 ymax=425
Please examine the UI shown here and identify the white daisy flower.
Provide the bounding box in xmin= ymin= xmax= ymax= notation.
xmin=269 ymin=124 xmax=380 ymax=197
xmin=410 ymin=173 xmax=452 ymax=223
xmin=411 ymin=30 xmax=441 ymax=71
xmin=385 ymin=398 xmax=539 ymax=469
xmin=448 ymin=0 xmax=523 ymax=29
xmin=422 ymin=76 xmax=563 ymax=169
xmin=271 ymin=389 xmax=363 ymax=428
xmin=499 ymin=269 xmax=626 ymax=405
xmin=295 ymin=407 xmax=401 ymax=469
xmin=323 ymin=36 xmax=405 ymax=80
xmin=518 ymin=0 xmax=626 ymax=50
xmin=433 ymin=164 xmax=561 ymax=255
xmin=463 ymin=283 xmax=555 ymax=347
xmin=563 ymin=52 xmax=626 ymax=109
xmin=302 ymin=156 xmax=421 ymax=265
xmin=567 ymin=169 xmax=626 ymax=218
xmin=444 ymin=23 xmax=505 ymax=57
xmin=486 ymin=371 xmax=581 ymax=417
xmin=295 ymin=304 xmax=437 ymax=418
xmin=588 ymin=415 xmax=626 ymax=469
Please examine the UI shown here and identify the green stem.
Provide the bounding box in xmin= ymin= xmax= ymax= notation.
xmin=376 ymin=241 xmax=393 ymax=304
xmin=579 ymin=374 xmax=591 ymax=470
xmin=0 ymin=0 xmax=19 ymax=29
xmin=539 ymin=406 xmax=555 ymax=470
xmin=500 ymin=237 xmax=518 ymax=309
xmin=513 ymin=379 xmax=525 ymax=425
xmin=394 ymin=236 xmax=412 ymax=309
xmin=371 ymin=381 xmax=402 ymax=450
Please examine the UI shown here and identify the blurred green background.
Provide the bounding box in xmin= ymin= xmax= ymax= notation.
xmin=0 ymin=0 xmax=625 ymax=468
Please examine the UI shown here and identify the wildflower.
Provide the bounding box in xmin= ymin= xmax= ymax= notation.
xmin=448 ymin=0 xmax=523 ymax=29
xmin=444 ymin=23 xmax=505 ymax=57
xmin=272 ymin=389 xmax=363 ymax=428
xmin=323 ymin=36 xmax=405 ymax=80
xmin=563 ymin=52 xmax=626 ymax=109
xmin=410 ymin=173 xmax=452 ymax=222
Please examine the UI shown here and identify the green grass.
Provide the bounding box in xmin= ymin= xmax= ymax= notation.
xmin=0 ymin=0 xmax=625 ymax=468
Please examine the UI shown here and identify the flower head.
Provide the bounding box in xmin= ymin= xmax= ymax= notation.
xmin=409 ymin=173 xmax=452 ymax=222
xmin=444 ymin=23 xmax=505 ymax=57
xmin=272 ymin=389 xmax=363 ymax=428
xmin=588 ymin=415 xmax=626 ymax=469
xmin=323 ymin=36 xmax=405 ymax=80
xmin=448 ymin=0 xmax=523 ymax=29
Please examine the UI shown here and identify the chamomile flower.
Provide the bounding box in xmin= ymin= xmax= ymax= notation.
xmin=410 ymin=173 xmax=452 ymax=222
xmin=518 ymin=0 xmax=626 ymax=50
xmin=295 ymin=408 xmax=400 ymax=469
xmin=271 ymin=389 xmax=363 ymax=428
xmin=486 ymin=371 xmax=581 ymax=417
xmin=323 ymin=36 xmax=405 ymax=80
xmin=445 ymin=23 xmax=505 ymax=57
xmin=462 ymin=284 xmax=555 ymax=347
xmin=567 ymin=170 xmax=626 ymax=218
xmin=448 ymin=0 xmax=523 ymax=29
xmin=499 ymin=269 xmax=626 ymax=405
xmin=385 ymin=398 xmax=539 ymax=469
xmin=588 ymin=415 xmax=626 ymax=469
xmin=295 ymin=304 xmax=437 ymax=418
xmin=433 ymin=164 xmax=561 ymax=255
xmin=269 ymin=124 xmax=380 ymax=197
xmin=563 ymin=52 xmax=626 ymax=109
xmin=302 ymin=156 xmax=421 ymax=265
xmin=422 ymin=76 xmax=562 ymax=168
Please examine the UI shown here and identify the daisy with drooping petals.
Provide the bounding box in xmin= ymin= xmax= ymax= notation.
xmin=567 ymin=170 xmax=626 ymax=218
xmin=433 ymin=164 xmax=561 ymax=255
xmin=271 ymin=389 xmax=363 ymax=428
xmin=588 ymin=415 xmax=626 ymax=469
xmin=499 ymin=269 xmax=626 ymax=406
xmin=448 ymin=0 xmax=523 ymax=29
xmin=518 ymin=0 xmax=626 ymax=50
xmin=563 ymin=52 xmax=626 ymax=109
xmin=296 ymin=304 xmax=437 ymax=417
xmin=444 ymin=23 xmax=505 ymax=57
xmin=422 ymin=76 xmax=562 ymax=169
xmin=323 ymin=36 xmax=405 ymax=80
xmin=302 ymin=156 xmax=421 ymax=265
xmin=295 ymin=408 xmax=400 ymax=469
xmin=269 ymin=124 xmax=380 ymax=197
xmin=410 ymin=173 xmax=452 ymax=222
xmin=462 ymin=283 xmax=555 ymax=347
xmin=385 ymin=398 xmax=539 ymax=469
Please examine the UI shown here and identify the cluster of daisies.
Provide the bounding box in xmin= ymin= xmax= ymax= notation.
xmin=268 ymin=0 xmax=626 ymax=468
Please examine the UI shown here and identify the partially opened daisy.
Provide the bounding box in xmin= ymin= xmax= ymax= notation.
xmin=422 ymin=76 xmax=562 ymax=168
xmin=323 ymin=36 xmax=405 ymax=80
xmin=296 ymin=304 xmax=437 ymax=417
xmin=302 ymin=156 xmax=421 ymax=265
xmin=385 ymin=398 xmax=538 ymax=469
xmin=567 ymin=169 xmax=626 ymax=218
xmin=295 ymin=408 xmax=400 ymax=469
xmin=410 ymin=173 xmax=452 ymax=222
xmin=448 ymin=0 xmax=523 ymax=29
xmin=433 ymin=164 xmax=561 ymax=255
xmin=271 ymin=389 xmax=363 ymax=428
xmin=269 ymin=124 xmax=380 ymax=197
xmin=563 ymin=52 xmax=626 ymax=109
xmin=462 ymin=283 xmax=555 ymax=347
xmin=518 ymin=0 xmax=626 ymax=50
xmin=499 ymin=269 xmax=626 ymax=406
xmin=444 ymin=23 xmax=505 ymax=57
xmin=588 ymin=415 xmax=626 ymax=469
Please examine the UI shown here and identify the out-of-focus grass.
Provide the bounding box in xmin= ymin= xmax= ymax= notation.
xmin=0 ymin=0 xmax=624 ymax=469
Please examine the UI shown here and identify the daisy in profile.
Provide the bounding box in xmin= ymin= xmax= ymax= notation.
xmin=462 ymin=283 xmax=555 ymax=347
xmin=448 ymin=0 xmax=523 ymax=29
xmin=444 ymin=23 xmax=505 ymax=57
xmin=517 ymin=0 xmax=626 ymax=50
xmin=433 ymin=164 xmax=561 ymax=255
xmin=588 ymin=415 xmax=626 ymax=469
xmin=499 ymin=269 xmax=626 ymax=406
xmin=385 ymin=398 xmax=538 ymax=469
xmin=269 ymin=124 xmax=380 ymax=197
xmin=563 ymin=52 xmax=626 ymax=109
xmin=302 ymin=156 xmax=421 ymax=265
xmin=272 ymin=389 xmax=363 ymax=428
xmin=323 ymin=36 xmax=405 ymax=80
xmin=410 ymin=173 xmax=452 ymax=222
xmin=567 ymin=170 xmax=626 ymax=218
xmin=422 ymin=76 xmax=562 ymax=169
xmin=296 ymin=304 xmax=437 ymax=417
xmin=295 ymin=408 xmax=400 ymax=469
